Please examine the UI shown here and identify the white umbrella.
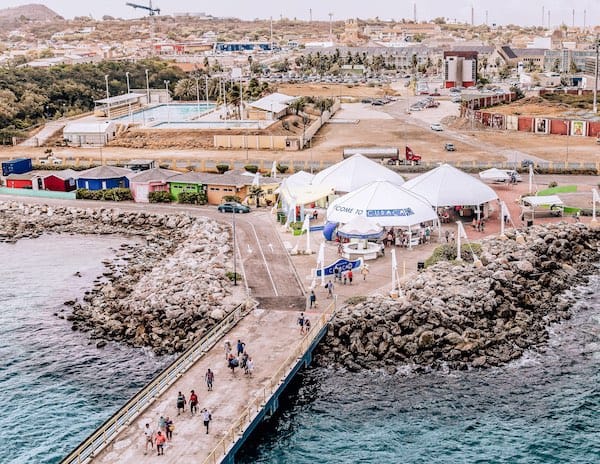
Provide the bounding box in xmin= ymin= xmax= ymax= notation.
xmin=479 ymin=168 xmax=510 ymax=182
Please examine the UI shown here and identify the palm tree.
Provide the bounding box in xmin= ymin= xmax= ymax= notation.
xmin=289 ymin=97 xmax=306 ymax=115
xmin=173 ymin=78 xmax=196 ymax=100
xmin=248 ymin=185 xmax=264 ymax=207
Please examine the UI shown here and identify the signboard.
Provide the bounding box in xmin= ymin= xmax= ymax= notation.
xmin=315 ymin=258 xmax=363 ymax=277
xmin=570 ymin=120 xmax=586 ymax=136
xmin=535 ymin=118 xmax=549 ymax=134
xmin=367 ymin=208 xmax=414 ymax=217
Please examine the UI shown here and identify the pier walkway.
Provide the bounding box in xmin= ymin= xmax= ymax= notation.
xmin=65 ymin=304 xmax=332 ymax=464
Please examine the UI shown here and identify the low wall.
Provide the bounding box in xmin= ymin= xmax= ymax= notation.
xmin=0 ymin=187 xmax=76 ymax=199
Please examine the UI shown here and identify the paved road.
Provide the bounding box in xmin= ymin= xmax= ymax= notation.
xmin=383 ymin=100 xmax=548 ymax=165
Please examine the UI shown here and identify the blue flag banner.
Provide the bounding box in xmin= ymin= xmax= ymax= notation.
xmin=366 ymin=208 xmax=415 ymax=217
xmin=315 ymin=258 xmax=363 ymax=277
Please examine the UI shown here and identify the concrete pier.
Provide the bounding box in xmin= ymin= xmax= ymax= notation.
xmin=85 ymin=307 xmax=329 ymax=464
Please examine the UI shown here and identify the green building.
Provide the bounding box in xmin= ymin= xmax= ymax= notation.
xmin=168 ymin=172 xmax=207 ymax=201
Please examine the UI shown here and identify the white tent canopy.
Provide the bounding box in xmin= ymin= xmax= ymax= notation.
xmin=278 ymin=171 xmax=331 ymax=206
xmin=403 ymin=163 xmax=498 ymax=207
xmin=311 ymin=154 xmax=405 ymax=193
xmin=326 ymin=180 xmax=438 ymax=227
xmin=479 ymin=168 xmax=510 ymax=182
xmin=521 ymin=195 xmax=563 ymax=206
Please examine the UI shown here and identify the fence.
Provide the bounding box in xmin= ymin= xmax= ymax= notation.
xmin=60 ymin=301 xmax=253 ymax=464
xmin=202 ymin=301 xmax=337 ymax=464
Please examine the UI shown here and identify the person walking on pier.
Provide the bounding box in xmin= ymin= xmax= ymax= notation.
xmin=228 ymin=353 xmax=239 ymax=373
xmin=298 ymin=312 xmax=305 ymax=333
xmin=237 ymin=339 xmax=246 ymax=356
xmin=143 ymin=423 xmax=154 ymax=455
xmin=361 ymin=264 xmax=369 ymax=281
xmin=309 ymin=291 xmax=316 ymax=308
xmin=158 ymin=415 xmax=166 ymax=434
xmin=224 ymin=340 xmax=232 ymax=360
xmin=201 ymin=408 xmax=212 ymax=434
xmin=155 ymin=430 xmax=166 ymax=456
xmin=205 ymin=368 xmax=214 ymax=391
xmin=176 ymin=391 xmax=186 ymax=416
xmin=189 ymin=390 xmax=198 ymax=416
xmin=165 ymin=417 xmax=174 ymax=441
xmin=326 ymin=279 xmax=334 ymax=298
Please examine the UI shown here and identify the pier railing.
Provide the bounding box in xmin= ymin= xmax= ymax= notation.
xmin=202 ymin=301 xmax=337 ymax=464
xmin=60 ymin=301 xmax=253 ymax=464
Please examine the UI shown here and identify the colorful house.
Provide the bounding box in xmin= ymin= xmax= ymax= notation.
xmin=42 ymin=169 xmax=78 ymax=192
xmin=168 ymin=172 xmax=207 ymax=201
xmin=203 ymin=171 xmax=281 ymax=206
xmin=76 ymin=165 xmax=132 ymax=190
xmin=5 ymin=173 xmax=38 ymax=189
xmin=130 ymin=167 xmax=179 ymax=203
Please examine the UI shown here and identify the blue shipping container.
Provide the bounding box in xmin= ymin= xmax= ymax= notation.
xmin=2 ymin=158 xmax=33 ymax=177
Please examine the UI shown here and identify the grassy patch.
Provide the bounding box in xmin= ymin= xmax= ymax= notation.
xmin=424 ymin=243 xmax=482 ymax=267
xmin=537 ymin=185 xmax=577 ymax=196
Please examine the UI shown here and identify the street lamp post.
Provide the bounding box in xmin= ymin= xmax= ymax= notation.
xmin=164 ymin=80 xmax=170 ymax=126
xmin=104 ymin=74 xmax=111 ymax=118
xmin=204 ymin=75 xmax=209 ymax=107
xmin=232 ymin=209 xmax=237 ymax=286
xmin=125 ymin=71 xmax=132 ymax=122
xmin=195 ymin=76 xmax=200 ymax=117
xmin=593 ymin=34 xmax=599 ymax=114
xmin=565 ymin=120 xmax=570 ymax=165
xmin=145 ymin=69 xmax=150 ymax=105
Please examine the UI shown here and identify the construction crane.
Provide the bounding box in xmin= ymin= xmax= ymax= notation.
xmin=126 ymin=1 xmax=160 ymax=16
xmin=127 ymin=1 xmax=160 ymax=55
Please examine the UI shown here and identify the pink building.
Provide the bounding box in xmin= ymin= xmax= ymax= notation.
xmin=129 ymin=167 xmax=179 ymax=203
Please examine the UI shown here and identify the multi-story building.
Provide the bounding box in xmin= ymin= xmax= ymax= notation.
xmin=443 ymin=51 xmax=477 ymax=88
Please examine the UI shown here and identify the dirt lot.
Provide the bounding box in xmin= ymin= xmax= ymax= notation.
xmin=480 ymin=96 xmax=596 ymax=118
xmin=276 ymin=83 xmax=398 ymax=99
xmin=3 ymin=84 xmax=600 ymax=167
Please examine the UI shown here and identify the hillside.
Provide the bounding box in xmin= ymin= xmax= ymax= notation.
xmin=0 ymin=3 xmax=62 ymax=22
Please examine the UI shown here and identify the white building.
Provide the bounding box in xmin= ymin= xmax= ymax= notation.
xmin=63 ymin=121 xmax=117 ymax=147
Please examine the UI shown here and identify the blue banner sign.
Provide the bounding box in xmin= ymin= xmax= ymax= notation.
xmin=366 ymin=208 xmax=415 ymax=217
xmin=315 ymin=258 xmax=363 ymax=277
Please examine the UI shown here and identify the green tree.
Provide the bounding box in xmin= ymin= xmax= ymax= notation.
xmin=174 ymin=78 xmax=196 ymax=100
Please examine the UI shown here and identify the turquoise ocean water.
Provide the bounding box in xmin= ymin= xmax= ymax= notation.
xmin=237 ymin=276 xmax=600 ymax=464
xmin=0 ymin=236 xmax=167 ymax=464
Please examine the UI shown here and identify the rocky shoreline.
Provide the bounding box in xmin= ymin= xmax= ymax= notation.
xmin=317 ymin=223 xmax=600 ymax=372
xmin=0 ymin=201 xmax=241 ymax=355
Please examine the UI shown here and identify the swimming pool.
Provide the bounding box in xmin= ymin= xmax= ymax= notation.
xmin=113 ymin=103 xmax=215 ymax=124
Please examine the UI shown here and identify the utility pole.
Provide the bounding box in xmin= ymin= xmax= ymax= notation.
xmin=594 ymin=34 xmax=599 ymax=114
xmin=328 ymin=13 xmax=333 ymax=42
xmin=104 ymin=74 xmax=110 ymax=118
xmin=270 ymin=16 xmax=273 ymax=53
xmin=145 ymin=69 xmax=150 ymax=104
xmin=572 ymin=8 xmax=575 ymax=28
xmin=309 ymin=8 xmax=312 ymax=22
xmin=485 ymin=10 xmax=488 ymax=26
xmin=413 ymin=3 xmax=416 ymax=22
xmin=471 ymin=5 xmax=474 ymax=26
xmin=542 ymin=6 xmax=545 ymax=28
xmin=548 ymin=10 xmax=551 ymax=29
xmin=584 ymin=10 xmax=587 ymax=30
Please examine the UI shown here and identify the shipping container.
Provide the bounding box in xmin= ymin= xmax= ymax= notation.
xmin=2 ymin=158 xmax=32 ymax=177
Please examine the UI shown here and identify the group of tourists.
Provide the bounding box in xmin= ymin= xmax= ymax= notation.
xmin=297 ymin=312 xmax=312 ymax=334
xmin=225 ymin=339 xmax=254 ymax=375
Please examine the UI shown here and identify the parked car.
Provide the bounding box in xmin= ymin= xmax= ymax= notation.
xmin=521 ymin=159 xmax=534 ymax=168
xmin=451 ymin=96 xmax=462 ymax=103
xmin=430 ymin=123 xmax=443 ymax=131
xmin=444 ymin=143 xmax=456 ymax=151
xmin=217 ymin=202 xmax=250 ymax=213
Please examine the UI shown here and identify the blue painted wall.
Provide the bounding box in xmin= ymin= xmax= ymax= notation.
xmin=76 ymin=177 xmax=129 ymax=190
